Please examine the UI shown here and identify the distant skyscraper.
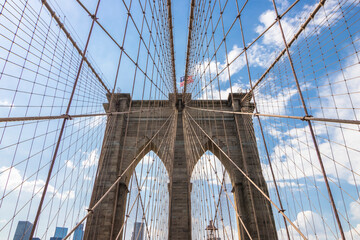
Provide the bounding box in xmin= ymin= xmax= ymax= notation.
xmin=131 ymin=222 xmax=144 ymax=240
xmin=50 ymin=226 xmax=68 ymax=240
xmin=13 ymin=221 xmax=33 ymax=240
xmin=73 ymin=223 xmax=84 ymax=240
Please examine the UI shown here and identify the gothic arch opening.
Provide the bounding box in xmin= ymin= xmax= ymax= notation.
xmin=122 ymin=151 xmax=169 ymax=240
xmin=190 ymin=150 xmax=238 ymax=240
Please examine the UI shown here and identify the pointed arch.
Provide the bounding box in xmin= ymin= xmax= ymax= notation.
xmin=190 ymin=151 xmax=238 ymax=240
xmin=122 ymin=150 xmax=170 ymax=240
xmin=120 ymin=140 xmax=172 ymax=186
xmin=188 ymin=137 xmax=243 ymax=186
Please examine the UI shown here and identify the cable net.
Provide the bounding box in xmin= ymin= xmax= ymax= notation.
xmin=0 ymin=0 xmax=359 ymax=239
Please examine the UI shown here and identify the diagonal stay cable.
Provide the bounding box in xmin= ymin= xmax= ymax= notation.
xmin=182 ymin=0 xmax=196 ymax=101
xmin=271 ymin=0 xmax=345 ymax=237
xmin=29 ymin=0 xmax=103 ymax=238
xmin=240 ymin=0 xmax=327 ymax=104
xmin=73 ymin=0 xmax=172 ymax=98
xmin=183 ymin=0 xmax=302 ymax=102
xmin=41 ymin=0 xmax=110 ymax=94
xmin=185 ymin=109 xmax=308 ymax=240
xmin=62 ymin=111 xmax=175 ymax=240
xmin=187 ymin=0 xmax=325 ymax=103
xmin=184 ymin=112 xmax=253 ymax=239
xmin=166 ymin=0 xmax=177 ymax=98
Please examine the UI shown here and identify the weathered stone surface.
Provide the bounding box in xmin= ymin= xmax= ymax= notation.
xmin=84 ymin=93 xmax=277 ymax=240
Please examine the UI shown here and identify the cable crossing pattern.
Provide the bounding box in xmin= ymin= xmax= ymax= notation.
xmin=0 ymin=0 xmax=359 ymax=239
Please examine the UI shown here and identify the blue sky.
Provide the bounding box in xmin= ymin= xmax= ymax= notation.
xmin=0 ymin=0 xmax=360 ymax=239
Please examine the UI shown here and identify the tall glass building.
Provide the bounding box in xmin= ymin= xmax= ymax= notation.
xmin=50 ymin=226 xmax=68 ymax=240
xmin=131 ymin=222 xmax=144 ymax=240
xmin=13 ymin=221 xmax=33 ymax=240
xmin=73 ymin=223 xmax=84 ymax=240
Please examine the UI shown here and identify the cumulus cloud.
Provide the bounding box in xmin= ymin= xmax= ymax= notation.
xmin=81 ymin=149 xmax=99 ymax=168
xmin=277 ymin=210 xmax=328 ymax=240
xmin=200 ymin=0 xmax=346 ymax=89
xmin=255 ymin=0 xmax=341 ymax=47
xmin=256 ymin=87 xmax=298 ymax=115
xmin=48 ymin=188 xmax=75 ymax=201
xmin=200 ymin=82 xmax=249 ymax=100
xmin=65 ymin=148 xmax=100 ymax=170
xmin=262 ymin=122 xmax=360 ymax=186
xmin=255 ymin=9 xmax=294 ymax=47
xmin=194 ymin=43 xmax=277 ymax=84
xmin=0 ymin=166 xmax=74 ymax=200
xmin=65 ymin=160 xmax=76 ymax=169
xmin=276 ymin=0 xmax=290 ymax=12
xmin=316 ymin=54 xmax=360 ymax=121
xmin=0 ymin=166 xmax=46 ymax=194
xmin=262 ymin=52 xmax=360 ymax=186
xmin=344 ymin=224 xmax=360 ymax=239
xmin=350 ymin=199 xmax=360 ymax=221
xmin=278 ymin=210 xmax=360 ymax=239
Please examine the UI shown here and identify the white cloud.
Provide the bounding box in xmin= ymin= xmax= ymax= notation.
xmin=83 ymin=175 xmax=92 ymax=181
xmin=219 ymin=44 xmax=278 ymax=81
xmin=261 ymin=53 xmax=360 ymax=186
xmin=81 ymin=149 xmax=99 ymax=168
xmin=278 ymin=210 xmax=328 ymax=240
xmin=65 ymin=160 xmax=76 ymax=169
xmin=317 ymin=54 xmax=360 ymax=121
xmin=255 ymin=0 xmax=341 ymax=47
xmin=277 ymin=209 xmax=360 ymax=239
xmin=350 ymin=199 xmax=360 ymax=221
xmin=218 ymin=45 xmax=246 ymax=82
xmin=195 ymin=0 xmax=346 ymax=98
xmin=200 ymin=82 xmax=249 ymax=100
xmin=247 ymin=43 xmax=277 ymax=68
xmin=73 ymin=115 xmax=106 ymax=130
xmin=0 ymin=100 xmax=13 ymax=107
xmin=0 ymin=166 xmax=45 ymax=194
xmin=256 ymin=87 xmax=298 ymax=115
xmin=263 ymin=122 xmax=360 ymax=186
xmin=195 ymin=59 xmax=220 ymax=79
xmin=194 ymin=43 xmax=277 ymax=84
xmin=276 ymin=0 xmax=290 ymax=12
xmin=255 ymin=9 xmax=298 ymax=47
xmin=89 ymin=115 xmax=106 ymax=129
xmin=344 ymin=224 xmax=360 ymax=239
xmin=0 ymin=166 xmax=74 ymax=200
xmin=49 ymin=188 xmax=75 ymax=201
xmin=141 ymin=154 xmax=155 ymax=165
xmin=266 ymin=179 xmax=304 ymax=190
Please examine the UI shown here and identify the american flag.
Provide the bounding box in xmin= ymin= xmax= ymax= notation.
xmin=180 ymin=75 xmax=194 ymax=87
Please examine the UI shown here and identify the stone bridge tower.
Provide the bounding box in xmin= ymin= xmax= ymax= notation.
xmin=84 ymin=93 xmax=277 ymax=240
